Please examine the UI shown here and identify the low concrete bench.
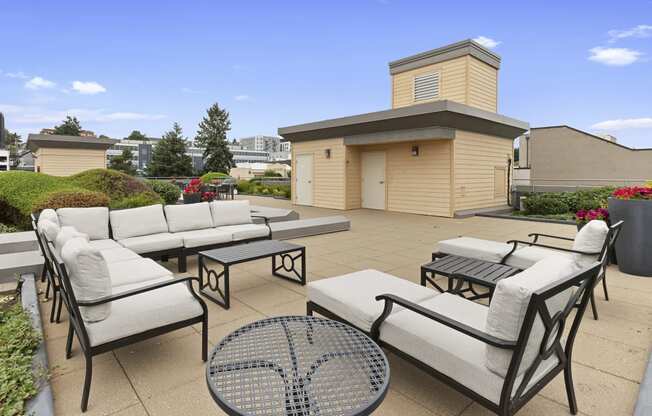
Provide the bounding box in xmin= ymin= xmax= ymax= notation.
xmin=0 ymin=250 xmax=43 ymax=283
xmin=0 ymin=231 xmax=38 ymax=254
xmin=270 ymin=216 xmax=350 ymax=240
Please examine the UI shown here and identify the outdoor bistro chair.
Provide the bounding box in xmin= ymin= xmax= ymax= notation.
xmin=307 ymin=257 xmax=602 ymax=416
xmin=31 ymin=213 xmax=64 ymax=323
xmin=46 ymin=239 xmax=208 ymax=412
xmin=432 ymin=220 xmax=623 ymax=320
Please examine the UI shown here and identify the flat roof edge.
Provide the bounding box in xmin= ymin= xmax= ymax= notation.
xmin=388 ymin=39 xmax=501 ymax=74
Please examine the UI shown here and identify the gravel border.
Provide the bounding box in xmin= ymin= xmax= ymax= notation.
xmin=22 ymin=273 xmax=55 ymax=416
xmin=476 ymin=213 xmax=575 ymax=225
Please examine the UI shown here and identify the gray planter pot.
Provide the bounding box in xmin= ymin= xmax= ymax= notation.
xmin=183 ymin=192 xmax=201 ymax=204
xmin=608 ymin=197 xmax=652 ymax=277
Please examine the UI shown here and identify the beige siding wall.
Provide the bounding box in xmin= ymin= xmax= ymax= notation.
xmin=291 ymin=138 xmax=347 ymax=210
xmin=37 ymin=147 xmax=107 ymax=176
xmin=392 ymin=56 xmax=467 ymax=108
xmin=392 ymin=56 xmax=498 ymax=112
xmin=454 ymin=130 xmax=512 ymax=212
xmin=345 ymin=146 xmax=361 ymax=209
xmin=355 ymin=140 xmax=452 ymax=216
xmin=467 ymin=57 xmax=498 ymax=112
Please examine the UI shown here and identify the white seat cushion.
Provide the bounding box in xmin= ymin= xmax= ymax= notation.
xmin=88 ymin=239 xmax=122 ymax=251
xmin=99 ymin=247 xmax=141 ymax=263
xmin=486 ymin=256 xmax=579 ymax=378
xmin=57 ymin=207 xmax=109 ymax=240
xmin=307 ymin=269 xmax=439 ymax=332
xmin=438 ymin=237 xmax=513 ymax=263
xmin=55 ymin=226 xmax=89 ymax=257
xmin=380 ymin=293 xmax=558 ymax=404
xmin=85 ymin=277 xmax=203 ymax=346
xmin=176 ymin=229 xmax=232 ymax=248
xmin=117 ymin=233 xmax=183 ymax=254
xmin=572 ymin=220 xmax=608 ymax=268
xmin=210 ymin=200 xmax=252 ymax=227
xmin=110 ymin=204 xmax=169 ymax=240
xmin=164 ymin=202 xmax=214 ymax=232
xmin=107 ymin=257 xmax=172 ymax=287
xmin=504 ymin=246 xmax=567 ymax=270
xmin=61 ymin=237 xmax=112 ymax=322
xmin=216 ymin=224 xmax=269 ymax=241
xmin=37 ymin=218 xmax=60 ymax=242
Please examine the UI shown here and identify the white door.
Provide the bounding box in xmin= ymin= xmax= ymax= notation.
xmin=361 ymin=151 xmax=386 ymax=210
xmin=295 ymin=154 xmax=314 ymax=205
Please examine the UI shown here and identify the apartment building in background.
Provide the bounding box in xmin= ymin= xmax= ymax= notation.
xmin=238 ymin=135 xmax=291 ymax=160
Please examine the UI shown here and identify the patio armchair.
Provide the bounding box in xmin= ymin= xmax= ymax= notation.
xmin=45 ymin=238 xmax=208 ymax=412
xmin=434 ymin=220 xmax=623 ymax=319
xmin=307 ymin=257 xmax=601 ymax=416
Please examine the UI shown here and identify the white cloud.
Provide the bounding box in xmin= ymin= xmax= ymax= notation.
xmin=592 ymin=118 xmax=652 ymax=130
xmin=72 ymin=81 xmax=106 ymax=95
xmin=3 ymin=71 xmax=29 ymax=79
xmin=588 ymin=47 xmax=643 ymax=66
xmin=0 ymin=104 xmax=165 ymax=124
xmin=25 ymin=76 xmax=56 ymax=90
xmin=473 ymin=36 xmax=501 ymax=49
xmin=608 ymin=24 xmax=652 ymax=43
xmin=234 ymin=94 xmax=251 ymax=101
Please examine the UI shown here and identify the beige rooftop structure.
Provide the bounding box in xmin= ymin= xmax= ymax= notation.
xmin=27 ymin=133 xmax=118 ymax=176
xmin=279 ymin=39 xmax=528 ymax=217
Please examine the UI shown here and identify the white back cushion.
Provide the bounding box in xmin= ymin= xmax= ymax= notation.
xmin=38 ymin=209 xmax=59 ymax=227
xmin=164 ymin=202 xmax=213 ymax=232
xmin=110 ymin=204 xmax=169 ymax=240
xmin=61 ymin=237 xmax=112 ymax=322
xmin=55 ymin=226 xmax=89 ymax=256
xmin=485 ymin=256 xmax=579 ymax=378
xmin=210 ymin=200 xmax=252 ymax=227
xmin=38 ymin=219 xmax=60 ymax=242
xmin=572 ymin=220 xmax=609 ymax=268
xmin=57 ymin=207 xmax=109 ymax=240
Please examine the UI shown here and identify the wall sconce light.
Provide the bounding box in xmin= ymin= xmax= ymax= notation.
xmin=324 ymin=149 xmax=331 ymax=159
xmin=411 ymin=145 xmax=419 ymax=157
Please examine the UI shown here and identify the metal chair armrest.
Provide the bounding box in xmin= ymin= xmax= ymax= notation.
xmin=505 ymin=240 xmax=600 ymax=256
xmin=527 ymin=232 xmax=575 ymax=243
xmin=371 ymin=294 xmax=516 ymax=349
xmin=77 ymin=277 xmax=199 ymax=307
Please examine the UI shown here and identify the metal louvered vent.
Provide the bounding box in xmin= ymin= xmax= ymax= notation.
xmin=414 ymin=73 xmax=439 ymax=101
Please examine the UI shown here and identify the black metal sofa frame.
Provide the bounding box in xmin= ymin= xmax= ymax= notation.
xmin=44 ymin=238 xmax=208 ymax=412
xmin=428 ymin=220 xmax=623 ymax=320
xmin=307 ymin=262 xmax=601 ymax=416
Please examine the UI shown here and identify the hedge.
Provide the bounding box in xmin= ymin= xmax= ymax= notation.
xmin=33 ymin=190 xmax=111 ymax=212
xmin=200 ymin=172 xmax=229 ymax=184
xmin=0 ymin=170 xmax=162 ymax=228
xmin=237 ymin=179 xmax=290 ymax=199
xmin=523 ymin=187 xmax=615 ymax=216
xmin=147 ymin=180 xmax=181 ymax=204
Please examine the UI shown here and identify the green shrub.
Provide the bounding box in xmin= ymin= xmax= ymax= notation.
xmin=0 ymin=171 xmax=80 ymax=227
xmin=147 ymin=180 xmax=181 ymax=204
xmin=523 ymin=194 xmax=569 ymax=215
xmin=262 ymin=169 xmax=282 ymax=177
xmin=109 ymin=193 xmax=163 ymax=210
xmin=33 ymin=190 xmax=111 ymax=212
xmin=236 ymin=180 xmax=251 ymax=194
xmin=200 ymin=172 xmax=229 ymax=184
xmin=0 ymin=300 xmax=42 ymax=416
xmin=0 ymin=223 xmax=17 ymax=233
xmin=69 ymin=169 xmax=155 ymax=201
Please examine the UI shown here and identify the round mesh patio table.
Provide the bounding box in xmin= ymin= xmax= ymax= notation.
xmin=206 ymin=315 xmax=390 ymax=416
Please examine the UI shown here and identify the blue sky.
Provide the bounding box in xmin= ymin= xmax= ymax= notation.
xmin=1 ymin=1 xmax=651 ymax=148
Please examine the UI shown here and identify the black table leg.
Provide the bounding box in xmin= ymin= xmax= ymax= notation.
xmin=272 ymin=249 xmax=306 ymax=285
xmin=200 ymin=259 xmax=231 ymax=309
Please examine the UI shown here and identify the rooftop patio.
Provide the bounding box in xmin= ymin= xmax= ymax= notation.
xmin=39 ymin=196 xmax=650 ymax=416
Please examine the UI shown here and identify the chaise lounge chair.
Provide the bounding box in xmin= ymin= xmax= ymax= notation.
xmin=433 ymin=220 xmax=623 ymax=319
xmin=307 ymin=256 xmax=601 ymax=416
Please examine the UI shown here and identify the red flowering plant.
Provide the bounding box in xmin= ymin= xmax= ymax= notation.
xmin=201 ymin=191 xmax=216 ymax=202
xmin=183 ymin=178 xmax=202 ymax=194
xmin=611 ymin=185 xmax=652 ymax=200
xmin=575 ymin=207 xmax=609 ymax=226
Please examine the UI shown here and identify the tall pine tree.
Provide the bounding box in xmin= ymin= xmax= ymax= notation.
xmin=195 ymin=103 xmax=234 ymax=174
xmin=52 ymin=116 xmax=83 ymax=136
xmin=146 ymin=123 xmax=193 ymax=176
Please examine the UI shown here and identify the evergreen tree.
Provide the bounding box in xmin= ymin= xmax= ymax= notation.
xmin=109 ymin=148 xmax=137 ymax=175
xmin=146 ymin=123 xmax=193 ymax=176
xmin=53 ymin=116 xmax=82 ymax=136
xmin=195 ymin=103 xmax=234 ymax=174
xmin=4 ymin=129 xmax=23 ymax=168
xmin=126 ymin=130 xmax=148 ymax=141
